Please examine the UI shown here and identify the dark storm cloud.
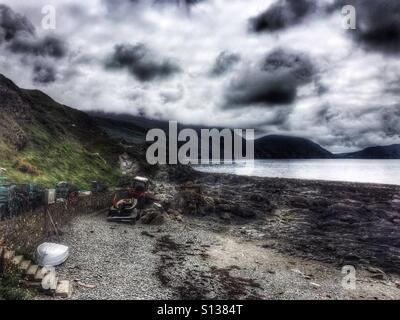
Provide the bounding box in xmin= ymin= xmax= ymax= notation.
xmin=210 ymin=51 xmax=240 ymax=76
xmin=249 ymin=0 xmax=317 ymax=33
xmin=106 ymin=43 xmax=181 ymax=81
xmin=8 ymin=35 xmax=67 ymax=58
xmin=32 ymin=61 xmax=56 ymax=84
xmin=226 ymin=74 xmax=297 ymax=106
xmin=0 ymin=4 xmax=34 ymax=43
xmin=0 ymin=5 xmax=67 ymax=60
xmin=249 ymin=0 xmax=400 ymax=54
xmin=333 ymin=0 xmax=400 ymax=53
xmin=225 ymin=48 xmax=315 ymax=107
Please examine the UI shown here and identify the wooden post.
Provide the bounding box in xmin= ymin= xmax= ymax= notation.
xmin=0 ymin=245 xmax=4 ymax=276
xmin=47 ymin=209 xmax=59 ymax=238
xmin=44 ymin=204 xmax=48 ymax=237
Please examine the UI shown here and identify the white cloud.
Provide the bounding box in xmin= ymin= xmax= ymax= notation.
xmin=0 ymin=0 xmax=399 ymax=152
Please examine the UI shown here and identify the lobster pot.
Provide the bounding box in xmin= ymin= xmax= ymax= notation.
xmin=8 ymin=185 xmax=30 ymax=218
xmin=28 ymin=184 xmax=46 ymax=209
xmin=44 ymin=189 xmax=56 ymax=205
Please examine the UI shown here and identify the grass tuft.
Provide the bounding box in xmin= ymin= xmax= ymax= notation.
xmin=0 ymin=273 xmax=33 ymax=300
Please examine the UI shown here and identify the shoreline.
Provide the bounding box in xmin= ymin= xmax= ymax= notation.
xmin=193 ymin=161 xmax=400 ymax=187
xmin=161 ymin=165 xmax=400 ymax=274
xmin=193 ymin=168 xmax=400 ymax=188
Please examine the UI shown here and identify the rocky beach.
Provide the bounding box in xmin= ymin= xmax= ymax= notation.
xmin=188 ymin=170 xmax=400 ymax=273
xmin=51 ymin=167 xmax=400 ymax=300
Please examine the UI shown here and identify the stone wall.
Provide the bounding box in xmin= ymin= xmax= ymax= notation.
xmin=0 ymin=193 xmax=113 ymax=252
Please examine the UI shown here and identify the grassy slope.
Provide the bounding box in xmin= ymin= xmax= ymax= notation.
xmin=0 ymin=81 xmax=123 ymax=189
xmin=94 ymin=116 xmax=147 ymax=144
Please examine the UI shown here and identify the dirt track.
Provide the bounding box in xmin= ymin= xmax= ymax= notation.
xmin=52 ymin=211 xmax=400 ymax=300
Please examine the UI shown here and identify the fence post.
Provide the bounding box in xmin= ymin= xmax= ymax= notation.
xmin=0 ymin=245 xmax=4 ymax=276
xmin=44 ymin=204 xmax=48 ymax=237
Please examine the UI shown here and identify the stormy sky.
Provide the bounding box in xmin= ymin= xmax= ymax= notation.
xmin=0 ymin=0 xmax=399 ymax=152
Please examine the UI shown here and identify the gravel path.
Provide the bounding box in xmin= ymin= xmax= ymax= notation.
xmin=53 ymin=212 xmax=400 ymax=300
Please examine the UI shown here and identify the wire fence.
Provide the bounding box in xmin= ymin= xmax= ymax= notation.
xmin=0 ymin=193 xmax=113 ymax=252
xmin=0 ymin=184 xmax=47 ymax=221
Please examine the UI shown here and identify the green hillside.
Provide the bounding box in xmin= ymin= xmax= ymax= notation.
xmin=0 ymin=74 xmax=123 ymax=189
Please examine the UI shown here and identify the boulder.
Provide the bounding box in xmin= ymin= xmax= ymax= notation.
xmin=152 ymin=212 xmax=169 ymax=225
xmin=140 ymin=209 xmax=169 ymax=225
xmin=232 ymin=204 xmax=256 ymax=219
xmin=167 ymin=209 xmax=184 ymax=222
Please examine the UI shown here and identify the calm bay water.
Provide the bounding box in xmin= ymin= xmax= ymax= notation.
xmin=195 ymin=159 xmax=400 ymax=185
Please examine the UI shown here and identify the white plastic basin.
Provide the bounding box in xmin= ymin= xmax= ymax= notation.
xmin=35 ymin=242 xmax=70 ymax=267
